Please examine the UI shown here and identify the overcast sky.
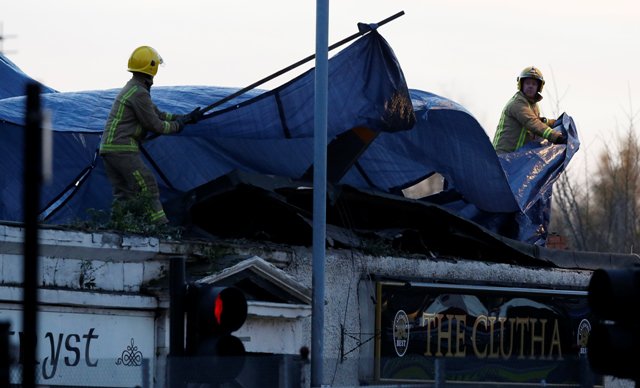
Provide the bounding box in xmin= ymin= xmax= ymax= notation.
xmin=2 ymin=0 xmax=639 ymax=176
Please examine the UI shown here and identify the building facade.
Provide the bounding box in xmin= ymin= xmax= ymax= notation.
xmin=0 ymin=222 xmax=635 ymax=387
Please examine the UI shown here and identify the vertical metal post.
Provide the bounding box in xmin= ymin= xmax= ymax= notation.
xmin=0 ymin=322 xmax=10 ymax=387
xmin=579 ymin=352 xmax=593 ymax=388
xmin=168 ymin=257 xmax=186 ymax=387
xmin=311 ymin=1 xmax=329 ymax=387
xmin=142 ymin=358 xmax=150 ymax=388
xmin=434 ymin=359 xmax=445 ymax=387
xmin=23 ymin=82 xmax=42 ymax=388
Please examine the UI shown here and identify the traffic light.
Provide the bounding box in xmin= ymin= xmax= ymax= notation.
xmin=587 ymin=267 xmax=640 ymax=381
xmin=185 ymin=283 xmax=248 ymax=383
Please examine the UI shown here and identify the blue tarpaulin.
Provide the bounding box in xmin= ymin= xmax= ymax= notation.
xmin=0 ymin=30 xmax=578 ymax=245
xmin=0 ymin=54 xmax=56 ymax=99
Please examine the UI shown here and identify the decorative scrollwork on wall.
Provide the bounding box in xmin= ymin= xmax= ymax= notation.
xmin=116 ymin=338 xmax=143 ymax=366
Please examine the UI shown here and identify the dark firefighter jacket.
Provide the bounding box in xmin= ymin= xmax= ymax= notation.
xmin=100 ymin=73 xmax=183 ymax=154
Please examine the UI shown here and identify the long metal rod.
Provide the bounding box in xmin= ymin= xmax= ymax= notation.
xmin=201 ymin=10 xmax=405 ymax=117
xmin=311 ymin=0 xmax=329 ymax=386
xmin=23 ymin=82 xmax=42 ymax=388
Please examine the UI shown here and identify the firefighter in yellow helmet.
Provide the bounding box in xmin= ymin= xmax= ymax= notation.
xmin=492 ymin=66 xmax=566 ymax=154
xmin=100 ymin=46 xmax=203 ymax=225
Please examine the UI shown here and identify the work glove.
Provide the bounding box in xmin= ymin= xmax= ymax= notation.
xmin=548 ymin=130 xmax=567 ymax=144
xmin=175 ymin=116 xmax=189 ymax=132
xmin=557 ymin=134 xmax=568 ymax=144
xmin=186 ymin=107 xmax=204 ymax=124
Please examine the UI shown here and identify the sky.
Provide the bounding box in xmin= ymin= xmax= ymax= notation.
xmin=2 ymin=0 xmax=639 ymax=178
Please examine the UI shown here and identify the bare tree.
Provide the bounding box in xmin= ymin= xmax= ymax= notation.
xmin=591 ymin=130 xmax=640 ymax=252
xmin=552 ymin=172 xmax=592 ymax=250
xmin=551 ymin=85 xmax=640 ymax=253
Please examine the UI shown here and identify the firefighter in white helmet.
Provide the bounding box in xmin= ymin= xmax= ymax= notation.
xmin=100 ymin=46 xmax=202 ymax=224
xmin=492 ymin=66 xmax=566 ymax=154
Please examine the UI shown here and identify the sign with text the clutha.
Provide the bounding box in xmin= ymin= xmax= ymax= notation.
xmin=375 ymin=282 xmax=600 ymax=387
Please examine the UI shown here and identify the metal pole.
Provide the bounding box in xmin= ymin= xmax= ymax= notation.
xmin=199 ymin=11 xmax=405 ymax=118
xmin=311 ymin=0 xmax=328 ymax=386
xmin=0 ymin=322 xmax=10 ymax=387
xmin=23 ymin=82 xmax=42 ymax=388
xmin=434 ymin=359 xmax=445 ymax=388
xmin=168 ymin=257 xmax=186 ymax=387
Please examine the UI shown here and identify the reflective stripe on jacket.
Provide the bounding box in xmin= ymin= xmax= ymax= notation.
xmin=492 ymin=91 xmax=554 ymax=154
xmin=100 ymin=73 xmax=182 ymax=154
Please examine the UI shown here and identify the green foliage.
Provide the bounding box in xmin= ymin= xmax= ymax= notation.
xmin=109 ymin=192 xmax=157 ymax=234
xmin=359 ymin=236 xmax=397 ymax=256
xmin=201 ymin=245 xmax=234 ymax=262
xmin=72 ymin=192 xmax=183 ymax=239
xmin=190 ymin=245 xmax=237 ymax=275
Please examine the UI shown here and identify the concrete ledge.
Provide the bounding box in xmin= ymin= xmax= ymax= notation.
xmin=248 ymin=301 xmax=311 ymax=319
xmin=0 ymin=286 xmax=158 ymax=310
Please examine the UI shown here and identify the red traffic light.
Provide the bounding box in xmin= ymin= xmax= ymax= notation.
xmin=184 ymin=284 xmax=248 ymax=383
xmin=189 ymin=284 xmax=247 ymax=335
xmin=215 ymin=294 xmax=223 ymax=325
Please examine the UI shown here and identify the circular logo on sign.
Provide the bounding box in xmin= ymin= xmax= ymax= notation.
xmin=393 ymin=310 xmax=410 ymax=357
xmin=577 ymin=319 xmax=591 ymax=355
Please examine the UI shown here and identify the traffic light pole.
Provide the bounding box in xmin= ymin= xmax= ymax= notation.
xmin=23 ymin=82 xmax=42 ymax=388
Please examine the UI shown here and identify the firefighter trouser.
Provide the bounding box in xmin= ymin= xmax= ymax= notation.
xmin=100 ymin=152 xmax=169 ymax=224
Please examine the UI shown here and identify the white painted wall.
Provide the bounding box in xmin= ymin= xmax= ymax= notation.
xmin=1 ymin=223 xmax=630 ymax=387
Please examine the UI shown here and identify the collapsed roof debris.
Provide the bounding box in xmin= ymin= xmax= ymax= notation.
xmin=171 ymin=170 xmax=636 ymax=270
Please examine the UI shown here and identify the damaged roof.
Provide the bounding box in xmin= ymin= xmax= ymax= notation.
xmin=172 ymin=169 xmax=640 ymax=271
xmin=0 ymin=28 xmax=618 ymax=269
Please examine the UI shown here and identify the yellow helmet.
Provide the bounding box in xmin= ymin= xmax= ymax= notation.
xmin=517 ymin=66 xmax=545 ymax=93
xmin=127 ymin=46 xmax=163 ymax=77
